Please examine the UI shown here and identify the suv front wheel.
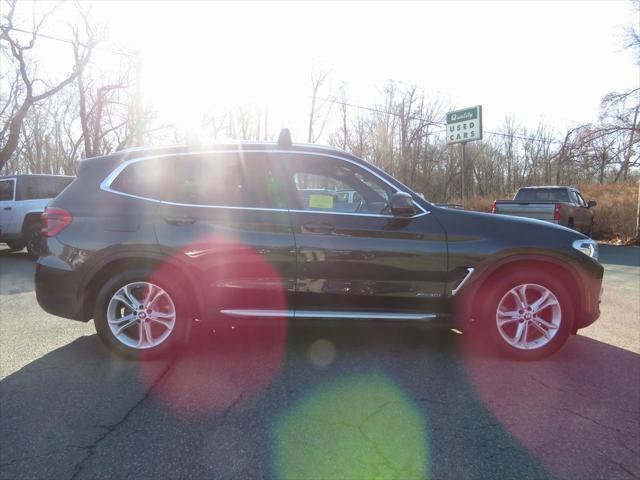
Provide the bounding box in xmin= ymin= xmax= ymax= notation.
xmin=483 ymin=271 xmax=574 ymax=360
xmin=94 ymin=269 xmax=189 ymax=359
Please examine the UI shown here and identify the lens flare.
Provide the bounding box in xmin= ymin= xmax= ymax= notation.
xmin=272 ymin=373 xmax=430 ymax=479
xmin=138 ymin=234 xmax=288 ymax=416
xmin=308 ymin=338 xmax=336 ymax=368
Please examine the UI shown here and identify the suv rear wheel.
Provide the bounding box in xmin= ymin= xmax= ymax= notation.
xmin=6 ymin=240 xmax=25 ymax=251
xmin=94 ymin=268 xmax=189 ymax=359
xmin=482 ymin=271 xmax=574 ymax=360
xmin=25 ymin=223 xmax=42 ymax=258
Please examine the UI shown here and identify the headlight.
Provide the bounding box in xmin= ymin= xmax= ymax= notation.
xmin=573 ymin=238 xmax=598 ymax=260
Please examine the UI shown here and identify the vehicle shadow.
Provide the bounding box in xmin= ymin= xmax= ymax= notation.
xmin=1 ymin=323 xmax=638 ymax=480
xmin=0 ymin=248 xmax=35 ymax=294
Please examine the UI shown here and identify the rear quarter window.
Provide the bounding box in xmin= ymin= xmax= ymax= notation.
xmin=0 ymin=179 xmax=15 ymax=201
xmin=109 ymin=158 xmax=171 ymax=200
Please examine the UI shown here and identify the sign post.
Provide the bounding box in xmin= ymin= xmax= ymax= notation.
xmin=446 ymin=105 xmax=483 ymax=206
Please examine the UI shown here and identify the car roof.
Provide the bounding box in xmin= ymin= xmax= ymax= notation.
xmin=113 ymin=141 xmax=350 ymax=159
xmin=518 ymin=186 xmax=573 ymax=190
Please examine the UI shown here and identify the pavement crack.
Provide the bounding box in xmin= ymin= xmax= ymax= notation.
xmin=610 ymin=460 xmax=640 ymax=479
xmin=215 ymin=392 xmax=244 ymax=424
xmin=528 ymin=373 xmax=640 ymax=415
xmin=0 ymin=447 xmax=87 ymax=470
xmin=542 ymin=404 xmax=637 ymax=439
xmin=616 ymin=436 xmax=640 ymax=458
xmin=68 ymin=360 xmax=175 ymax=480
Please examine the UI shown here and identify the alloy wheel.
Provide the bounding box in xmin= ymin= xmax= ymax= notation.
xmin=107 ymin=281 xmax=176 ymax=349
xmin=495 ymin=283 xmax=561 ymax=350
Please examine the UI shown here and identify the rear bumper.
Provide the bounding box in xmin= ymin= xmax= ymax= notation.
xmin=35 ymin=261 xmax=85 ymax=321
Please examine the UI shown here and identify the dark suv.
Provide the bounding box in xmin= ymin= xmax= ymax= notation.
xmin=35 ymin=133 xmax=603 ymax=361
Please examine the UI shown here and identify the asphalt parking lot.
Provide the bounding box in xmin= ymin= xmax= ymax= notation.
xmin=0 ymin=245 xmax=638 ymax=480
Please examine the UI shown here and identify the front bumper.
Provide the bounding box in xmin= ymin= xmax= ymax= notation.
xmin=575 ymin=270 xmax=603 ymax=329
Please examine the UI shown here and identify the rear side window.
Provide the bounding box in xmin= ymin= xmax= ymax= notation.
xmin=0 ymin=179 xmax=15 ymax=201
xmin=164 ymin=156 xmax=248 ymax=207
xmin=25 ymin=177 xmax=73 ymax=199
xmin=109 ymin=153 xmax=286 ymax=209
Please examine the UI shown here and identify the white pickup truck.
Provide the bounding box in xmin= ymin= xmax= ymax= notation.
xmin=0 ymin=174 xmax=74 ymax=257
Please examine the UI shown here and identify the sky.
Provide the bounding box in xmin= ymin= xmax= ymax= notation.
xmin=11 ymin=0 xmax=640 ymax=142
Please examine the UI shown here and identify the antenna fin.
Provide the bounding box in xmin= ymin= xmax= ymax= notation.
xmin=278 ymin=128 xmax=292 ymax=146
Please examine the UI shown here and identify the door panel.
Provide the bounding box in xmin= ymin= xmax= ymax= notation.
xmin=116 ymin=151 xmax=296 ymax=320
xmin=291 ymin=211 xmax=448 ymax=314
xmin=281 ymin=153 xmax=448 ymax=316
xmin=155 ymin=205 xmax=296 ymax=317
xmin=0 ymin=179 xmax=16 ymax=236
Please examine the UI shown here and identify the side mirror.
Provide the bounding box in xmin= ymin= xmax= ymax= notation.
xmin=389 ymin=192 xmax=416 ymax=216
xmin=587 ymin=200 xmax=597 ymax=208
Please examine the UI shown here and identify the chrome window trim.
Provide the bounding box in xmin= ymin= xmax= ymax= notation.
xmin=220 ymin=309 xmax=437 ymax=321
xmin=451 ymin=267 xmax=474 ymax=296
xmin=99 ymin=149 xmax=430 ymax=219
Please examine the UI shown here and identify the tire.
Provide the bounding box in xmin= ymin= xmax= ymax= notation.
xmin=567 ymin=218 xmax=575 ymax=231
xmin=481 ymin=270 xmax=574 ymax=361
xmin=6 ymin=240 xmax=25 ymax=251
xmin=93 ymin=268 xmax=190 ymax=360
xmin=25 ymin=223 xmax=42 ymax=259
xmin=587 ymin=220 xmax=594 ymax=238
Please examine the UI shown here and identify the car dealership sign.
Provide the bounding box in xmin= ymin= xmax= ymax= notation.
xmin=446 ymin=106 xmax=482 ymax=144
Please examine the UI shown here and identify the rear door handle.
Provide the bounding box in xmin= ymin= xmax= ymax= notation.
xmin=3 ymin=207 xmax=11 ymax=211
xmin=165 ymin=216 xmax=196 ymax=226
xmin=303 ymin=222 xmax=335 ymax=233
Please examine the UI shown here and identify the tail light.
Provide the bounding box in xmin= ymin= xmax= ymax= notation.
xmin=41 ymin=207 xmax=72 ymax=237
xmin=553 ymin=203 xmax=561 ymax=221
xmin=491 ymin=201 xmax=497 ymax=214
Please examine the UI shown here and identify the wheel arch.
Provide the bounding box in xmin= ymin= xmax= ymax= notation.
xmin=458 ymin=255 xmax=586 ymax=332
xmin=21 ymin=211 xmax=43 ymax=235
xmin=81 ymin=252 xmax=203 ymax=322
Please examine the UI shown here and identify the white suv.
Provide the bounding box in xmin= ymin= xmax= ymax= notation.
xmin=0 ymin=174 xmax=74 ymax=257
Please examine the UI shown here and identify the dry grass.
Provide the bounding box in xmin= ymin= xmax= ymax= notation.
xmin=578 ymin=182 xmax=638 ymax=241
xmin=462 ymin=182 xmax=639 ymax=242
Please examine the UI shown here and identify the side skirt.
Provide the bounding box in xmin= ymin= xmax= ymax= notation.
xmin=220 ymin=309 xmax=441 ymax=322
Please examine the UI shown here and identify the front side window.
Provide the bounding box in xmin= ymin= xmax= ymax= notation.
xmin=569 ymin=191 xmax=579 ymax=205
xmin=286 ymin=156 xmax=393 ymax=214
xmin=0 ymin=179 xmax=14 ymax=201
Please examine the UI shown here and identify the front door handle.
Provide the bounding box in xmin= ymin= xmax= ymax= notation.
xmin=303 ymin=222 xmax=335 ymax=233
xmin=165 ymin=216 xmax=196 ymax=226
xmin=3 ymin=207 xmax=11 ymax=211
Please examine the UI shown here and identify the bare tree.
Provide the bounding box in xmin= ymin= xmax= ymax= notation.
xmin=307 ymin=67 xmax=333 ymax=143
xmin=0 ymin=0 xmax=100 ymax=170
